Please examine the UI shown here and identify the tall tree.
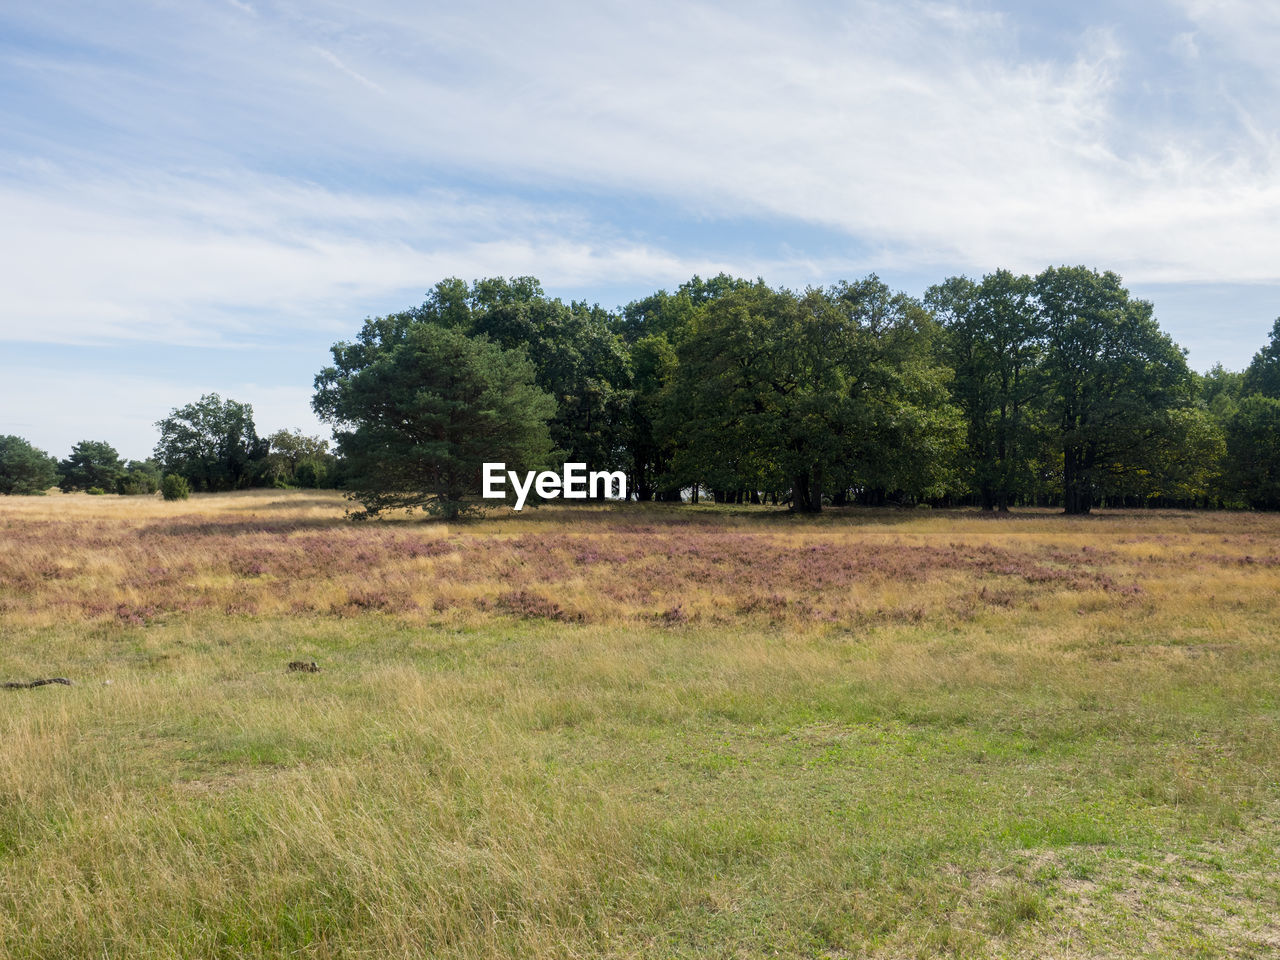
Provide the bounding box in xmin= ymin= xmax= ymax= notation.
xmin=1035 ymin=267 xmax=1193 ymax=514
xmin=58 ymin=440 xmax=125 ymax=493
xmin=927 ymin=270 xmax=1041 ymax=510
xmin=313 ymin=319 xmax=556 ymax=520
xmin=1242 ymin=318 xmax=1280 ymax=398
xmin=154 ymin=394 xmax=269 ymax=492
xmin=665 ymin=278 xmax=960 ymax=511
xmin=0 ymin=436 xmax=57 ymax=495
xmin=1224 ymin=395 xmax=1280 ymax=508
xmin=421 ymin=277 xmax=632 ymax=480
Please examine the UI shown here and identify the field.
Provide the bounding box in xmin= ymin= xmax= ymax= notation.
xmin=2 ymin=491 xmax=1279 ymax=958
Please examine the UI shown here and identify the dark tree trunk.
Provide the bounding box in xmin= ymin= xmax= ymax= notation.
xmin=1062 ymin=446 xmax=1092 ymax=514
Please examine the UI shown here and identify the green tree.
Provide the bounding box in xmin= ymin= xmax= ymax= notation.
xmin=466 ymin=279 xmax=631 ymax=477
xmin=154 ymin=394 xmax=269 ymax=492
xmin=117 ymin=459 xmax=162 ymax=495
xmin=412 ymin=277 xmax=632 ymax=481
xmin=0 ymin=435 xmax=58 ymax=495
xmin=664 ymin=278 xmax=961 ymax=511
xmin=927 ymin=270 xmax=1042 ymax=510
xmin=1224 ymin=395 xmax=1280 ymax=508
xmin=58 ymin=440 xmax=125 ymax=493
xmin=1242 ymin=318 xmax=1280 ymax=398
xmin=1035 ymin=267 xmax=1194 ymax=514
xmin=313 ymin=319 xmax=556 ymax=520
xmin=265 ymin=429 xmax=331 ymax=486
xmin=619 ymin=275 xmax=750 ymax=501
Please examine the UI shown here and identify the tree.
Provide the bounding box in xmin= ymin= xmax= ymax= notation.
xmin=58 ymin=440 xmax=125 ymax=493
xmin=265 ymin=429 xmax=331 ymax=486
xmin=1035 ymin=267 xmax=1193 ymax=514
xmin=1224 ymin=395 xmax=1280 ymax=508
xmin=154 ymin=394 xmax=269 ymax=492
xmin=927 ymin=270 xmax=1042 ymax=510
xmin=410 ymin=277 xmax=632 ymax=481
xmin=0 ymin=436 xmax=57 ymax=495
xmin=117 ymin=459 xmax=162 ymax=495
xmin=1242 ymin=318 xmax=1280 ymax=398
xmin=664 ymin=278 xmax=961 ymax=511
xmin=313 ymin=319 xmax=556 ymax=520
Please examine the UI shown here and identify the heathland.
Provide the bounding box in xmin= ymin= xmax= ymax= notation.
xmin=2 ymin=491 xmax=1279 ymax=958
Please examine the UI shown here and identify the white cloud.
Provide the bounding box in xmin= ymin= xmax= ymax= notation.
xmin=2 ymin=0 xmax=1280 ymax=355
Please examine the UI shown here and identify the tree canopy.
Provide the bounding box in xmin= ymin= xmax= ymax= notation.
xmin=154 ymin=394 xmax=269 ymax=492
xmin=302 ymin=269 xmax=1280 ymax=516
xmin=313 ymin=318 xmax=556 ymax=519
xmin=0 ymin=436 xmax=58 ymax=495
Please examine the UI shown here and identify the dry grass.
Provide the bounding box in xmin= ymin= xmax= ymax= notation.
xmin=3 ymin=489 xmax=1276 ymax=633
xmin=2 ymin=491 xmax=1279 ymax=958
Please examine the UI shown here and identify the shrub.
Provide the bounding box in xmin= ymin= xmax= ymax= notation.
xmin=161 ymin=474 xmax=191 ymax=501
xmin=117 ymin=460 xmax=162 ymax=495
xmin=86 ymin=486 xmax=108 ymax=496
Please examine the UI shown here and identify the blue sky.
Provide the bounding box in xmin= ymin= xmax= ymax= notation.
xmin=2 ymin=0 xmax=1279 ymax=459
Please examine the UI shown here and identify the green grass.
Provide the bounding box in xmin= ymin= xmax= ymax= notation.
xmin=3 ymin=612 xmax=1280 ymax=958
xmin=3 ymin=495 xmax=1280 ymax=957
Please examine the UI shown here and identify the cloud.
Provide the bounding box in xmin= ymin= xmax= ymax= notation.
xmin=2 ymin=0 xmax=1280 ymax=355
xmin=312 ymin=46 xmax=386 ymax=95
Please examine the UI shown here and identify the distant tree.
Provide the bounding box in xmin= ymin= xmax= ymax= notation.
xmin=293 ymin=458 xmax=328 ymax=489
xmin=117 ymin=459 xmax=162 ymax=495
xmin=0 ymin=435 xmax=57 ymax=495
xmin=314 ymin=319 xmax=556 ymax=520
xmin=265 ymin=429 xmax=331 ymax=486
xmin=664 ymin=277 xmax=961 ymax=511
xmin=58 ymin=440 xmax=125 ymax=493
xmin=464 ymin=278 xmax=631 ymax=477
xmin=927 ymin=270 xmax=1042 ymax=510
xmin=1242 ymin=318 xmax=1280 ymax=398
xmin=1223 ymin=395 xmax=1280 ymax=509
xmin=1035 ymin=267 xmax=1194 ymax=514
xmin=154 ymin=394 xmax=269 ymax=492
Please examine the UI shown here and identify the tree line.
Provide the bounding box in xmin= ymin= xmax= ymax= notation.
xmin=311 ymin=267 xmax=1280 ymax=517
xmin=4 ymin=265 xmax=1279 ymax=515
xmin=0 ymin=396 xmax=338 ymax=499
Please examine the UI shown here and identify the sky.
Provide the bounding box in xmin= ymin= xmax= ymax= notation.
xmin=2 ymin=0 xmax=1279 ymax=460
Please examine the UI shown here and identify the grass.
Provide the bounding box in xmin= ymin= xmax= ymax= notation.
xmin=2 ymin=490 xmax=1279 ymax=957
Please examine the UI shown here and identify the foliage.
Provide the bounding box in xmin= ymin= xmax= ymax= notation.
xmin=293 ymin=458 xmax=327 ymax=489
xmin=154 ymin=394 xmax=269 ymax=492
xmin=1224 ymin=395 xmax=1280 ymax=508
xmin=1242 ymin=318 xmax=1280 ymax=398
xmin=265 ymin=429 xmax=332 ymax=487
xmin=314 ymin=319 xmax=556 ymax=520
xmin=0 ymin=435 xmax=58 ymax=495
xmin=664 ymin=277 xmax=961 ymax=510
xmin=418 ymin=277 xmax=632 ymax=477
xmin=927 ymin=271 xmax=1042 ymax=510
xmin=160 ymin=473 xmax=191 ymax=501
xmin=117 ymin=460 xmax=162 ymax=495
xmin=1035 ymin=267 xmax=1194 ymax=513
xmin=58 ymin=440 xmax=125 ymax=493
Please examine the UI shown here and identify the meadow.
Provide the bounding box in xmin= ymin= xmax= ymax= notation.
xmin=2 ymin=491 xmax=1279 ymax=958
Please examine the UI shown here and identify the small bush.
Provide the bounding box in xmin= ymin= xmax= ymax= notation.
xmin=161 ymin=474 xmax=191 ymax=501
xmin=86 ymin=486 xmax=107 ymax=496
